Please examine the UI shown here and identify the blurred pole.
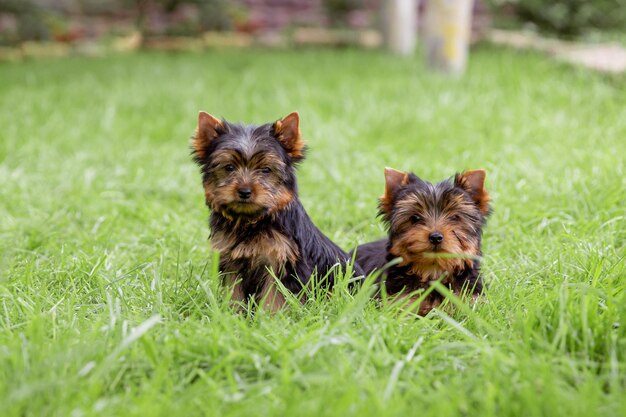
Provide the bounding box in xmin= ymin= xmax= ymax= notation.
xmin=381 ymin=0 xmax=417 ymax=56
xmin=424 ymin=0 xmax=474 ymax=74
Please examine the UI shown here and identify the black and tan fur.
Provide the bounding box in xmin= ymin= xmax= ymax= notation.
xmin=353 ymin=168 xmax=491 ymax=315
xmin=192 ymin=111 xmax=362 ymax=311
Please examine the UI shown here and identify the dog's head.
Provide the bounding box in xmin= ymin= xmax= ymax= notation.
xmin=192 ymin=112 xmax=306 ymax=222
xmin=379 ymin=168 xmax=491 ymax=278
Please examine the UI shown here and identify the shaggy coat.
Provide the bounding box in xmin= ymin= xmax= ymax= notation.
xmin=192 ymin=112 xmax=362 ymax=310
xmin=353 ymin=168 xmax=491 ymax=314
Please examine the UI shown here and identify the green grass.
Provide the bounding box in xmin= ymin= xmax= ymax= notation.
xmin=0 ymin=46 xmax=625 ymax=417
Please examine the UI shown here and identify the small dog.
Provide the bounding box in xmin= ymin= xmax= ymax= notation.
xmin=192 ymin=111 xmax=362 ymax=311
xmin=354 ymin=168 xmax=491 ymax=315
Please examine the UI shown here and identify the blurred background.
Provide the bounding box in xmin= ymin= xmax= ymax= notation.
xmin=0 ymin=0 xmax=624 ymax=74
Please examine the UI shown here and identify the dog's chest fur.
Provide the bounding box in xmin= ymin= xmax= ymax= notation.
xmin=211 ymin=226 xmax=300 ymax=303
xmin=212 ymin=228 xmax=299 ymax=271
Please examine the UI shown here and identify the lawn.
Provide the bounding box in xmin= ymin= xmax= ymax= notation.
xmin=0 ymin=47 xmax=625 ymax=417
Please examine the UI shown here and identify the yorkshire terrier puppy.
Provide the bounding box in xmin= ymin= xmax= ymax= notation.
xmin=192 ymin=111 xmax=362 ymax=311
xmin=353 ymin=168 xmax=491 ymax=315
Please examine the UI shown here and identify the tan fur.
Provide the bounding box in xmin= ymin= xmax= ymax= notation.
xmin=375 ymin=167 xmax=490 ymax=315
xmin=272 ymin=112 xmax=305 ymax=159
xmin=223 ymin=273 xmax=245 ymax=304
xmin=380 ymin=167 xmax=409 ymax=214
xmin=388 ymin=191 xmax=480 ymax=284
xmin=203 ymin=185 xmax=214 ymax=206
xmin=253 ymin=185 xmax=294 ymax=216
xmin=456 ymin=169 xmax=491 ymax=215
xmin=193 ymin=112 xmax=223 ymax=159
xmin=269 ymin=188 xmax=294 ymax=214
xmin=232 ymin=232 xmax=298 ymax=270
xmin=202 ymin=149 xmax=295 ymax=222
xmin=389 ymin=230 xmax=477 ymax=280
xmin=258 ymin=279 xmax=287 ymax=313
xmin=212 ymin=229 xmax=299 ymax=311
xmin=212 ymin=230 xmax=298 ymax=269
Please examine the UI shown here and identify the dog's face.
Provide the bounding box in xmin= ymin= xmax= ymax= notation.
xmin=192 ymin=112 xmax=306 ymax=221
xmin=380 ymin=168 xmax=491 ymax=276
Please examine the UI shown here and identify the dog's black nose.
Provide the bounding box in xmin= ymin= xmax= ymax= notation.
xmin=429 ymin=232 xmax=444 ymax=245
xmin=238 ymin=187 xmax=252 ymax=200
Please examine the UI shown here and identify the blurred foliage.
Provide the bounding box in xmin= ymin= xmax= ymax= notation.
xmin=141 ymin=0 xmax=234 ymax=35
xmin=0 ymin=0 xmax=235 ymax=44
xmin=75 ymin=0 xmax=134 ymax=14
xmin=0 ymin=0 xmax=49 ymax=42
xmin=195 ymin=0 xmax=233 ymax=32
xmin=323 ymin=0 xmax=365 ymax=27
xmin=491 ymin=0 xmax=626 ymax=36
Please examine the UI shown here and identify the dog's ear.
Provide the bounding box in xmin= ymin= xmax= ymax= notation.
xmin=193 ymin=112 xmax=223 ymax=161
xmin=455 ymin=169 xmax=491 ymax=215
xmin=380 ymin=167 xmax=409 ymax=214
xmin=272 ymin=112 xmax=306 ymax=161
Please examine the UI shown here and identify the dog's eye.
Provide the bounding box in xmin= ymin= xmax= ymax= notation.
xmin=260 ymin=167 xmax=271 ymax=174
xmin=450 ymin=214 xmax=461 ymax=221
xmin=224 ymin=164 xmax=235 ymax=172
xmin=410 ymin=215 xmax=422 ymax=224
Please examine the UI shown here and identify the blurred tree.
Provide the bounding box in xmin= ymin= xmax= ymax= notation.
xmin=381 ymin=0 xmax=416 ymax=55
xmin=0 ymin=0 xmax=49 ymax=41
xmin=192 ymin=0 xmax=232 ymax=32
xmin=76 ymin=0 xmax=130 ymax=14
xmin=133 ymin=0 xmax=232 ymax=36
xmin=323 ymin=0 xmax=365 ymax=27
xmin=492 ymin=0 xmax=626 ymax=36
